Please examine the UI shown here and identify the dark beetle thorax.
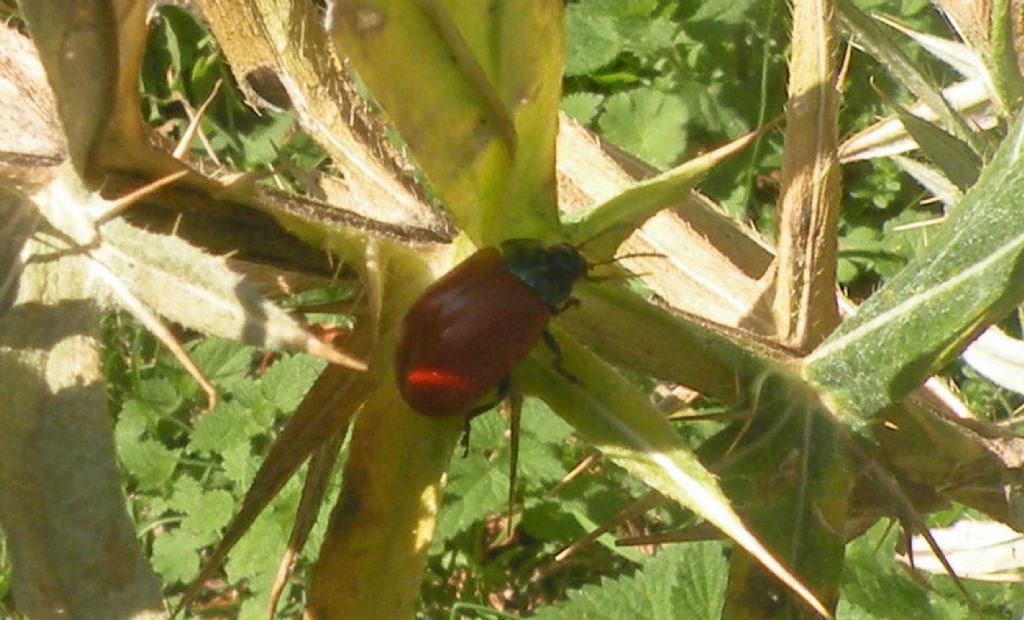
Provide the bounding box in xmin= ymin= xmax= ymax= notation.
xmin=498 ymin=239 xmax=588 ymax=312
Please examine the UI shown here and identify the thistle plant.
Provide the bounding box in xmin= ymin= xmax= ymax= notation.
xmin=2 ymin=1 xmax=1024 ymax=619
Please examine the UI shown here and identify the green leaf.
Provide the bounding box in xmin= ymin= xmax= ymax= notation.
xmin=557 ymin=493 xmax=648 ymax=564
xmin=280 ymin=285 xmax=356 ymax=309
xmin=836 ymin=0 xmax=984 ymax=155
xmin=180 ymin=489 xmax=235 ymax=542
xmin=563 ymin=4 xmax=621 ymax=76
xmin=138 ymin=377 xmax=182 ymax=415
xmin=328 ymin=0 xmax=565 ymax=243
xmin=521 ymin=399 xmax=574 ymax=444
xmin=432 ymin=413 xmax=510 ymax=543
xmin=876 ymin=91 xmax=982 ymax=191
xmin=151 ymin=529 xmax=203 ymax=585
xmin=153 ymin=5 xmax=207 ymax=83
xmin=877 ymin=207 xmax=942 ymax=277
xmin=891 ymin=154 xmax=962 ymax=209
xmin=434 ymin=452 xmax=508 ymax=543
xmin=188 ymin=337 xmax=257 ymax=387
xmin=619 ymin=15 xmax=677 ymax=57
xmin=231 ymin=380 xmax=277 ymax=429
xmin=190 ymin=53 xmax=224 ymax=104
xmin=152 ymin=8 xmax=184 ymax=83
xmin=238 ymin=111 xmax=295 ymax=168
xmin=839 ymin=524 xmax=973 ymax=620
xmin=990 ymin=0 xmax=1024 ymax=111
xmin=188 ymin=401 xmax=262 ymax=453
xmin=221 ymin=441 xmax=257 ymax=489
xmin=716 ymin=402 xmax=851 ymax=618
xmin=517 ymin=328 xmax=830 ymax=617
xmin=532 ymin=542 xmax=728 ymax=619
xmin=805 ymin=109 xmax=1024 ymax=425
xmin=238 ymin=594 xmax=279 ymax=620
xmin=838 ymin=256 xmax=862 ymax=284
xmin=690 ymin=0 xmax=760 ymax=25
xmin=260 ymin=354 xmax=327 ymax=413
xmin=852 ymin=0 xmax=930 ymax=14
xmin=598 ymin=88 xmax=688 ymax=169
xmin=562 ymin=92 xmax=605 ymax=125
xmin=568 ymin=126 xmax=766 ymax=257
xmin=119 ymin=439 xmax=179 ymax=490
xmin=521 ymin=498 xmax=585 ymax=541
xmin=844 ymin=225 xmax=883 ymax=248
xmin=224 ymin=492 xmax=296 ymax=583
xmin=169 ymin=475 xmax=204 ymax=510
xmin=588 ymin=0 xmax=658 ymax=17
xmin=115 ymin=399 xmax=156 ymax=442
xmin=513 ymin=402 xmax=578 ymax=490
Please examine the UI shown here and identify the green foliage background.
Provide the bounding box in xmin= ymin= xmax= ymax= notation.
xmin=2 ymin=0 xmax=1023 ymax=618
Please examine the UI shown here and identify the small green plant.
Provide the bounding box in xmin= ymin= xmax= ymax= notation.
xmin=104 ymin=317 xmax=330 ymax=617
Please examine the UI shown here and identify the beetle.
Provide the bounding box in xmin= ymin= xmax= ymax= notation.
xmin=395 ymin=238 xmax=588 ymax=418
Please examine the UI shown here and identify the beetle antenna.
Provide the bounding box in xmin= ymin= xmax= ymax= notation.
xmin=585 ymin=252 xmax=663 ymax=282
xmin=587 ymin=271 xmax=653 ymax=283
xmin=588 ymin=251 xmax=666 ymax=267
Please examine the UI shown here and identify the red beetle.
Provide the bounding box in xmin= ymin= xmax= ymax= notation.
xmin=395 ymin=239 xmax=588 ymax=417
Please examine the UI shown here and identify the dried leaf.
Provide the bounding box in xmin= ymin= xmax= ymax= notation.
xmin=96 ymin=217 xmax=365 ymax=367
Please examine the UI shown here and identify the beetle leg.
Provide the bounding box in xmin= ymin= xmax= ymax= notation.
xmin=505 ymin=390 xmax=524 ymax=538
xmin=464 ymin=381 xmax=509 ymax=421
xmin=542 ymin=331 xmax=581 ymax=384
xmin=459 ymin=416 xmax=472 ymax=457
xmin=459 ymin=379 xmax=512 ymax=456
